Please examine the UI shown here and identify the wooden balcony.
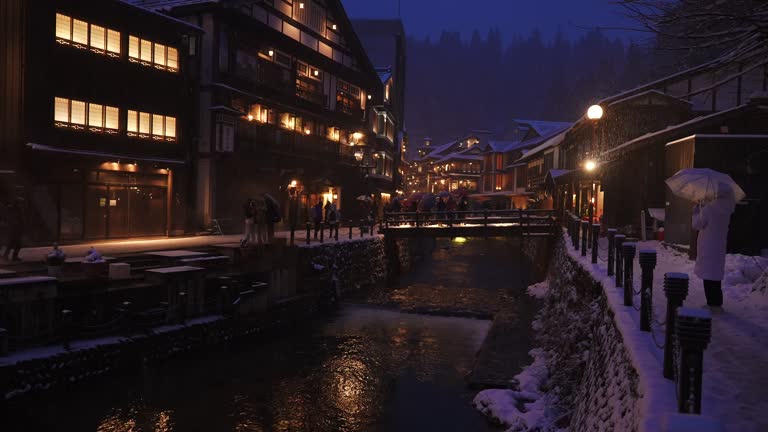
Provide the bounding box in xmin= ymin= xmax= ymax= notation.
xmin=237 ymin=122 xmax=356 ymax=165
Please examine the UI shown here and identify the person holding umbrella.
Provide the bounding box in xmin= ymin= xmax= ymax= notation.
xmin=691 ymin=182 xmax=736 ymax=309
xmin=667 ymin=169 xmax=744 ymax=310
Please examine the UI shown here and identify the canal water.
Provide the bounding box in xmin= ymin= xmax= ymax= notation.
xmin=3 ymin=238 xmax=534 ymax=432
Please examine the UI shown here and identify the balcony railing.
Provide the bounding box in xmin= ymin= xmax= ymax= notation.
xmin=237 ymin=121 xmax=356 ymax=165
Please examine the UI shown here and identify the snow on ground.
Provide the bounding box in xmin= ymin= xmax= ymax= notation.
xmin=474 ymin=348 xmax=565 ymax=432
xmin=569 ymin=232 xmax=768 ymax=432
xmin=526 ymin=280 xmax=549 ymax=299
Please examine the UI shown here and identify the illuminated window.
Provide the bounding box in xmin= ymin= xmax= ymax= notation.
xmin=167 ymin=47 xmax=178 ymax=71
xmin=105 ymin=106 xmax=119 ymax=130
xmin=72 ymin=19 xmax=88 ymax=45
xmin=90 ymin=25 xmax=105 ymax=51
xmin=128 ymin=35 xmax=179 ymax=72
xmin=70 ymin=100 xmax=86 ymax=125
xmin=56 ymin=14 xmax=71 ymax=40
xmin=54 ymin=98 xmax=118 ymax=133
xmin=127 ymin=110 xmax=138 ymax=134
xmin=88 ymin=103 xmax=103 ymax=127
xmin=107 ymin=29 xmax=120 ymax=55
xmin=140 ymin=39 xmax=152 ymax=62
xmin=139 ymin=112 xmax=151 ymax=134
xmin=154 ymin=43 xmax=166 ymax=67
xmin=127 ymin=109 xmax=176 ymax=141
xmin=56 ymin=14 xmax=120 ymax=57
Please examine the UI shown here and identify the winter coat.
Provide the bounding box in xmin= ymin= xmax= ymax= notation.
xmin=252 ymin=199 xmax=267 ymax=224
xmin=312 ymin=203 xmax=323 ymax=222
xmin=692 ymin=183 xmax=735 ymax=281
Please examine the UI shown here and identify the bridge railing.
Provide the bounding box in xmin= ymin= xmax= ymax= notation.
xmin=382 ymin=209 xmax=556 ymax=230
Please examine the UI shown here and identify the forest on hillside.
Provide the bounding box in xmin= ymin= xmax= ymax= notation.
xmin=404 ymin=29 xmax=657 ymax=149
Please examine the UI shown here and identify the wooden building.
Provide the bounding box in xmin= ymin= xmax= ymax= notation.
xmin=1 ymin=0 xmax=200 ymax=242
xmin=132 ymin=0 xmax=386 ymax=227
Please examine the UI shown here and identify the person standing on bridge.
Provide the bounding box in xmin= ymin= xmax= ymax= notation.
xmin=312 ymin=201 xmax=323 ymax=240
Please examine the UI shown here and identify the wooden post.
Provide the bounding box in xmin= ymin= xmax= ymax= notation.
xmin=581 ymin=221 xmax=588 ymax=256
xmin=591 ymin=224 xmax=600 ymax=263
xmin=615 ymin=235 xmax=626 ymax=287
xmin=639 ymin=249 xmax=657 ymax=332
xmin=607 ymin=229 xmax=617 ymax=276
xmin=623 ymin=243 xmax=636 ymax=307
xmin=663 ymin=272 xmax=690 ymax=379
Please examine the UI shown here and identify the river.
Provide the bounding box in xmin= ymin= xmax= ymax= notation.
xmin=3 ymin=237 xmax=535 ymax=431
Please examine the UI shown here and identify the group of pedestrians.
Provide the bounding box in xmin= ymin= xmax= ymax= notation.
xmin=241 ymin=195 xmax=281 ymax=247
xmin=312 ymin=200 xmax=339 ymax=239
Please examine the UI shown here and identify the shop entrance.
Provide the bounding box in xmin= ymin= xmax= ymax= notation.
xmin=84 ymin=171 xmax=168 ymax=239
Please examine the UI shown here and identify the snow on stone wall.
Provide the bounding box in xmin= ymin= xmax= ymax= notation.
xmin=300 ymin=237 xmax=387 ymax=293
xmin=539 ymin=234 xmax=642 ymax=432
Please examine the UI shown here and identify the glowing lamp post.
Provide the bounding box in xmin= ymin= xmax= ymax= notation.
xmin=287 ymin=179 xmax=302 ymax=244
xmin=585 ymin=104 xmax=603 ymax=232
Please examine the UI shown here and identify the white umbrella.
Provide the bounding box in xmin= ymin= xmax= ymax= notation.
xmin=665 ymin=168 xmax=745 ymax=203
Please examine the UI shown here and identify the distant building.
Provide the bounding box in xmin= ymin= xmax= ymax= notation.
xmin=0 ymin=0 xmax=200 ymax=242
xmin=353 ymin=19 xmax=408 ymax=195
xmin=130 ymin=0 xmax=388 ymax=226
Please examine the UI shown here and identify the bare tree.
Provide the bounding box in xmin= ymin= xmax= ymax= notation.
xmin=613 ymin=0 xmax=768 ymax=64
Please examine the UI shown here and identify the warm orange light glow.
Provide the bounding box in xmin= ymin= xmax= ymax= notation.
xmin=247 ymin=114 xmax=254 ymax=121
xmin=352 ymin=132 xmax=363 ymax=140
xmin=268 ymin=50 xmax=274 ymax=57
xmin=290 ymin=180 xmax=298 ymax=188
xmin=584 ymin=160 xmax=597 ymax=172
xmin=305 ymin=129 xmax=311 ymax=135
xmin=299 ymin=2 xmax=304 ymax=8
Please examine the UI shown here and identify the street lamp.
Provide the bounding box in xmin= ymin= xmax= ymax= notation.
xmin=585 ymin=104 xmax=603 ymax=232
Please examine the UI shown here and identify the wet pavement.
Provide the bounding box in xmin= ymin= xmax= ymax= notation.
xmin=2 ymin=237 xmax=534 ymax=431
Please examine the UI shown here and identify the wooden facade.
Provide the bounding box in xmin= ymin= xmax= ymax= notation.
xmin=1 ymin=0 xmax=200 ymax=242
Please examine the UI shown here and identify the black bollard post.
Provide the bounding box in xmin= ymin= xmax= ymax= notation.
xmin=581 ymin=221 xmax=589 ymax=256
xmin=639 ymin=249 xmax=657 ymax=332
xmin=348 ymin=221 xmax=353 ymax=240
xmin=591 ymin=224 xmax=600 ymax=263
xmin=290 ymin=224 xmax=295 ymax=246
xmin=675 ymin=307 xmax=712 ymax=414
xmin=360 ymin=220 xmax=364 ymax=238
xmin=622 ymin=243 xmax=636 ymax=307
xmin=572 ymin=216 xmax=579 ymax=249
xmin=607 ymin=229 xmax=617 ymax=276
xmin=0 ymin=328 xmax=7 ymax=356
xmin=122 ymin=301 xmax=134 ymax=334
xmin=614 ymin=234 xmax=626 ymax=287
xmin=663 ymin=272 xmax=690 ymax=379
xmin=61 ymin=309 xmax=73 ymax=350
xmin=219 ymin=285 xmax=229 ymax=315
xmin=320 ymin=223 xmax=324 ymax=243
xmin=306 ymin=222 xmax=311 ymax=245
xmin=178 ymin=292 xmax=187 ymax=323
xmin=335 ymin=222 xmax=339 ymax=241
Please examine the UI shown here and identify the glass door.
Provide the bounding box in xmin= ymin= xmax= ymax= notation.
xmin=85 ymin=185 xmax=108 ymax=239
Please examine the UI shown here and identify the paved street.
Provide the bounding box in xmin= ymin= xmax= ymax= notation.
xmin=1 ymin=227 xmax=379 ymax=266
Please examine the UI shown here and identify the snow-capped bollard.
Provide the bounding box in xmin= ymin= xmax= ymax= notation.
xmin=62 ymin=309 xmax=73 ymax=350
xmin=573 ymin=216 xmax=580 ymax=250
xmin=639 ymin=249 xmax=657 ymax=332
xmin=306 ymin=222 xmax=311 ymax=245
xmin=607 ymin=229 xmax=617 ymax=276
xmin=0 ymin=328 xmax=7 ymax=356
xmin=663 ymin=272 xmax=690 ymax=379
xmin=614 ymin=235 xmax=626 ymax=287
xmin=219 ymin=285 xmax=230 ymax=315
xmin=591 ymin=224 xmax=600 ymax=263
xmin=178 ymin=292 xmax=187 ymax=323
xmin=622 ymin=243 xmax=637 ymax=307
xmin=581 ymin=221 xmax=589 ymax=256
xmin=348 ymin=221 xmax=353 ymax=239
xmin=675 ymin=307 xmax=712 ymax=414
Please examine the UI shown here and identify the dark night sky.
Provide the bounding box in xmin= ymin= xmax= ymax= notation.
xmin=341 ymin=0 xmax=638 ymax=43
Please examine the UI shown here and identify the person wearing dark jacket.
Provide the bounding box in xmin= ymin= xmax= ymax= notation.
xmin=312 ymin=201 xmax=323 ymax=239
xmin=2 ymin=197 xmax=24 ymax=261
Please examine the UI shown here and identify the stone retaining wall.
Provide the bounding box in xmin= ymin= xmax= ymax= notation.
xmin=539 ymin=234 xmax=642 ymax=432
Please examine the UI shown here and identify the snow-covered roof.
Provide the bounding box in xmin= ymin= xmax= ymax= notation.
xmin=376 ymin=69 xmax=392 ymax=84
xmin=515 ymin=119 xmax=572 ymax=137
xmin=666 ymin=134 xmax=768 ymax=147
xmin=119 ymin=0 xmax=208 ymax=31
xmin=434 ymin=154 xmax=483 ymax=164
xmin=606 ymin=89 xmax=692 ymax=108
xmin=516 ymin=130 xmax=568 ymax=163
xmin=603 ymin=104 xmax=764 ymax=158
xmin=487 ymin=140 xmax=521 ymax=152
xmin=548 ymin=169 xmax=570 ymax=179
